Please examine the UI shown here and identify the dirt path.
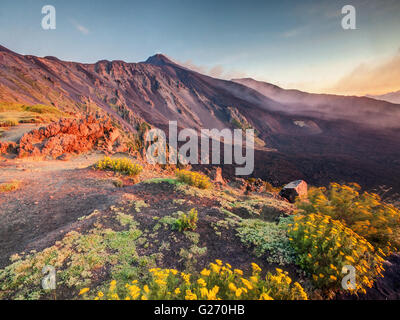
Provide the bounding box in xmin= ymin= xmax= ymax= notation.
xmin=0 ymin=151 xmax=129 ymax=267
xmin=0 ymin=124 xmax=42 ymax=142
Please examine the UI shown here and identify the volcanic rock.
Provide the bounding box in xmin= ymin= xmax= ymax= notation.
xmin=279 ymin=180 xmax=308 ymax=203
xmin=18 ymin=116 xmax=125 ymax=159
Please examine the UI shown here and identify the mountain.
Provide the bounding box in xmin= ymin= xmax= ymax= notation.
xmin=1 ymin=45 xmax=400 ymax=192
xmin=232 ymin=78 xmax=400 ymax=129
xmin=366 ymin=90 xmax=400 ymax=104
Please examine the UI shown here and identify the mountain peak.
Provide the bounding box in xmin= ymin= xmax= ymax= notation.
xmin=145 ymin=53 xmax=174 ymax=66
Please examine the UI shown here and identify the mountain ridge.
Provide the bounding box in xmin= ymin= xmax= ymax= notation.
xmin=1 ymin=45 xmax=400 ymax=192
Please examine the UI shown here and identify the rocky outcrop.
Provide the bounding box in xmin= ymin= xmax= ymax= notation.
xmin=205 ymin=167 xmax=226 ymax=185
xmin=18 ymin=116 xmax=126 ymax=159
xmin=0 ymin=141 xmax=17 ymax=155
xmin=279 ymin=180 xmax=308 ymax=203
xmin=245 ymin=178 xmax=265 ymax=194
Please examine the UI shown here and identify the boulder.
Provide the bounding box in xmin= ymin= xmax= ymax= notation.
xmin=279 ymin=180 xmax=308 ymax=203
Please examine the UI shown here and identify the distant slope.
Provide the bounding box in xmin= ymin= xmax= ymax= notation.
xmin=366 ymin=90 xmax=400 ymax=104
xmin=232 ymin=77 xmax=400 ymax=129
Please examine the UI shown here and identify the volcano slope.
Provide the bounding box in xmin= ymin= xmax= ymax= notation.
xmin=1 ymin=45 xmax=400 ymax=192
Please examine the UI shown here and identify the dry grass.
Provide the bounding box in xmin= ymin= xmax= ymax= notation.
xmin=0 ymin=102 xmax=67 ymax=124
xmin=0 ymin=181 xmax=21 ymax=193
xmin=0 ymin=118 xmax=19 ymax=127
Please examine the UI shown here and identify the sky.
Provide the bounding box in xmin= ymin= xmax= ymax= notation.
xmin=0 ymin=0 xmax=399 ymax=95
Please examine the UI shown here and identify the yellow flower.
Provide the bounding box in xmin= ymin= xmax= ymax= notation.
xmin=97 ymin=291 xmax=104 ymax=297
xmin=234 ymin=269 xmax=243 ymax=276
xmin=215 ymin=259 xmax=223 ymax=266
xmin=251 ymin=263 xmax=262 ymax=273
xmin=241 ymin=278 xmax=253 ymax=290
xmin=210 ymin=263 xmax=221 ymax=274
xmin=79 ymin=288 xmax=90 ymax=295
xmin=200 ymin=268 xmax=211 ymax=276
xmin=200 ymin=287 xmax=209 ymax=298
xmin=259 ymin=293 xmax=273 ymax=300
xmin=235 ymin=288 xmax=243 ymax=297
xmin=143 ymin=285 xmax=150 ymax=293
xmin=174 ymin=288 xmax=181 ymax=295
xmin=228 ymin=282 xmax=237 ymax=292
xmin=111 ymin=293 xmax=119 ymax=300
xmin=197 ymin=278 xmax=207 ymax=287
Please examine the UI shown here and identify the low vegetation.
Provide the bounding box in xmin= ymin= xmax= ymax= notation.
xmin=0 ymin=181 xmax=21 ymax=193
xmin=296 ymin=183 xmax=400 ymax=253
xmin=82 ymin=260 xmax=307 ymax=300
xmin=0 ymin=118 xmax=19 ymax=127
xmin=0 ymin=102 xmax=66 ymax=125
xmin=236 ymin=217 xmax=296 ymax=265
xmin=175 ymin=169 xmax=211 ymax=189
xmin=96 ymin=156 xmax=143 ymax=177
xmin=0 ymin=208 xmax=157 ymax=300
xmin=0 ymin=167 xmax=398 ymax=300
xmin=288 ymin=213 xmax=385 ymax=294
xmin=172 ymin=208 xmax=198 ymax=232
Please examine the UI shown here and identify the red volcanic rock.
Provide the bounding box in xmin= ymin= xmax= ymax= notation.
xmin=18 ymin=116 xmax=125 ymax=159
xmin=0 ymin=141 xmax=17 ymax=154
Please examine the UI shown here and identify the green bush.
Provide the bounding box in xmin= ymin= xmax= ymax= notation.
xmin=236 ymin=217 xmax=296 ymax=265
xmin=172 ymin=208 xmax=198 ymax=232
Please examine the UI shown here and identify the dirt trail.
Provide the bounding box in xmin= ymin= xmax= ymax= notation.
xmin=0 ymin=151 xmax=128 ymax=267
xmin=0 ymin=124 xmax=42 ymax=142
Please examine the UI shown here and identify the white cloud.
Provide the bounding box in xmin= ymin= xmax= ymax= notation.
xmin=70 ymin=19 xmax=90 ymax=35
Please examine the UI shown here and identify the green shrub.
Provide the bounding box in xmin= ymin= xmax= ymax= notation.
xmin=296 ymin=182 xmax=400 ymax=253
xmin=96 ymin=156 xmax=143 ymax=177
xmin=237 ymin=217 xmax=296 ymax=265
xmin=288 ymin=213 xmax=386 ymax=294
xmin=172 ymin=208 xmax=198 ymax=232
xmin=175 ymin=169 xmax=211 ymax=189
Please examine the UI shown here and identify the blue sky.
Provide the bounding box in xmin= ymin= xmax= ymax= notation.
xmin=0 ymin=0 xmax=399 ymax=94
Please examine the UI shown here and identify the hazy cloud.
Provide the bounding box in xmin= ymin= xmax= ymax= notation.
xmin=329 ymin=51 xmax=400 ymax=95
xmin=70 ymin=19 xmax=90 ymax=35
xmin=173 ymin=58 xmax=247 ymax=80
